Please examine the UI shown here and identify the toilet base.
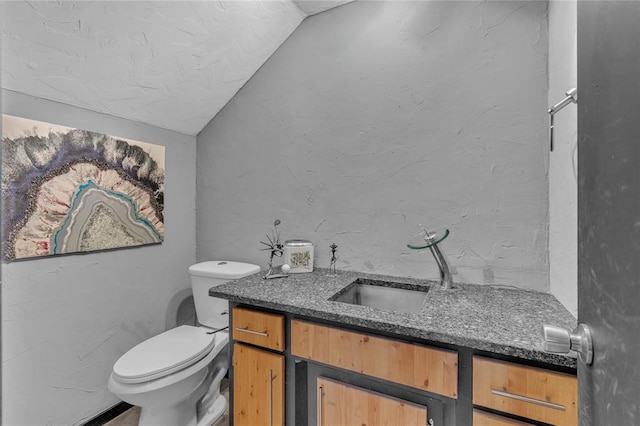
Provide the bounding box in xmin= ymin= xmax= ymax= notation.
xmin=138 ymin=398 xmax=197 ymax=426
xmin=137 ymin=394 xmax=226 ymax=426
xmin=197 ymin=395 xmax=227 ymax=426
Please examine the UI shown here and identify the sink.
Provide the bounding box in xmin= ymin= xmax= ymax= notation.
xmin=329 ymin=278 xmax=429 ymax=314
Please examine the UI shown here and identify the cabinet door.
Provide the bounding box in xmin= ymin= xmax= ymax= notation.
xmin=317 ymin=377 xmax=428 ymax=426
xmin=233 ymin=343 xmax=284 ymax=426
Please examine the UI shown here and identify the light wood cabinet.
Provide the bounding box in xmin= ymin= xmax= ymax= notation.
xmin=317 ymin=377 xmax=428 ymax=426
xmin=292 ymin=319 xmax=458 ymax=399
xmin=233 ymin=343 xmax=284 ymax=426
xmin=227 ymin=304 xmax=577 ymax=426
xmin=473 ymin=356 xmax=577 ymax=426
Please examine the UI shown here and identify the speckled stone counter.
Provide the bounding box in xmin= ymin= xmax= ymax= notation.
xmin=210 ymin=268 xmax=578 ymax=369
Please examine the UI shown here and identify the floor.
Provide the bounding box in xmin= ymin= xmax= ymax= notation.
xmin=103 ymin=379 xmax=229 ymax=426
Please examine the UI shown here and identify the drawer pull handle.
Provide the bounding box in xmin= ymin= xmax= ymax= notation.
xmin=269 ymin=369 xmax=273 ymax=426
xmin=317 ymin=385 xmax=324 ymax=426
xmin=235 ymin=327 xmax=269 ymax=337
xmin=491 ymin=389 xmax=566 ymax=411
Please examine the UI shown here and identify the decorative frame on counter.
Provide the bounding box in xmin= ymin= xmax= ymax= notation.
xmin=1 ymin=115 xmax=165 ymax=260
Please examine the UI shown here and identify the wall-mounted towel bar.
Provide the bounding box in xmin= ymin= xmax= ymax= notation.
xmin=548 ymin=88 xmax=577 ymax=151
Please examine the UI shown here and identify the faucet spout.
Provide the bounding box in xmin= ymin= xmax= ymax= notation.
xmin=428 ymin=242 xmax=453 ymax=289
xmin=407 ymin=225 xmax=454 ymax=289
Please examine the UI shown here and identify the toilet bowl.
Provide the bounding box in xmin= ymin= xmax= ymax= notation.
xmin=108 ymin=326 xmax=229 ymax=426
xmin=108 ymin=261 xmax=260 ymax=426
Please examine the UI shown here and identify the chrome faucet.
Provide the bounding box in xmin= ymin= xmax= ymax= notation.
xmin=407 ymin=225 xmax=454 ymax=289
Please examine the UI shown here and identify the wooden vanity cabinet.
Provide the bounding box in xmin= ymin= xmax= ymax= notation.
xmin=231 ymin=308 xmax=285 ymax=426
xmin=227 ymin=304 xmax=577 ymax=426
xmin=317 ymin=376 xmax=428 ymax=426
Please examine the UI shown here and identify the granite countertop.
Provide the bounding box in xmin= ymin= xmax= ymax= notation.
xmin=210 ymin=268 xmax=578 ymax=369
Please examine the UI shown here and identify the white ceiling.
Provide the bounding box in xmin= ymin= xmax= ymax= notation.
xmin=1 ymin=1 xmax=351 ymax=136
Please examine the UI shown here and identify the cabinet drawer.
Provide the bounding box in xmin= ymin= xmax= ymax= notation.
xmin=291 ymin=319 xmax=458 ymax=398
xmin=232 ymin=307 xmax=284 ymax=351
xmin=473 ymin=409 xmax=534 ymax=425
xmin=473 ymin=356 xmax=577 ymax=426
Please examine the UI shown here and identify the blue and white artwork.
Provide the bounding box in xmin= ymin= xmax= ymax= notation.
xmin=2 ymin=115 xmax=165 ymax=260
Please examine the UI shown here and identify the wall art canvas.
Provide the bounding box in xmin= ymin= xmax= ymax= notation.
xmin=2 ymin=115 xmax=165 ymax=260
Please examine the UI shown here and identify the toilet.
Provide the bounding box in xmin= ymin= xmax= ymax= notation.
xmin=108 ymin=261 xmax=260 ymax=426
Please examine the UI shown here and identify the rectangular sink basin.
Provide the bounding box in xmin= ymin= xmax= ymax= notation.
xmin=329 ymin=278 xmax=429 ymax=314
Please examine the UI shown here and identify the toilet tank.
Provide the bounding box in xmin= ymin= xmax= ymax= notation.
xmin=189 ymin=261 xmax=260 ymax=330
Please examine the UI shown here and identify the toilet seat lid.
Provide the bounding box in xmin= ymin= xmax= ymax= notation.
xmin=112 ymin=325 xmax=217 ymax=384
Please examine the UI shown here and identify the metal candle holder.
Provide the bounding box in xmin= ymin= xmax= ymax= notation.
xmin=328 ymin=243 xmax=338 ymax=276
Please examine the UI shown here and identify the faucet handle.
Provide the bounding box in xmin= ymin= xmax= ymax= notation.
xmin=418 ymin=224 xmax=438 ymax=242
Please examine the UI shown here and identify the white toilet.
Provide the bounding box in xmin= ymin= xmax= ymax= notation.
xmin=108 ymin=261 xmax=260 ymax=426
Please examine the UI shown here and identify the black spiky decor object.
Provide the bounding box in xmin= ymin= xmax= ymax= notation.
xmin=260 ymin=219 xmax=285 ymax=279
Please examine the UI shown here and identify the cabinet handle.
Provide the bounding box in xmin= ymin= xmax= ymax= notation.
xmin=491 ymin=389 xmax=566 ymax=411
xmin=317 ymin=385 xmax=323 ymax=426
xmin=269 ymin=369 xmax=273 ymax=426
xmin=235 ymin=327 xmax=268 ymax=337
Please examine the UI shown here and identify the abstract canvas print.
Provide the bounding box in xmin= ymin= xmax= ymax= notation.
xmin=2 ymin=115 xmax=165 ymax=260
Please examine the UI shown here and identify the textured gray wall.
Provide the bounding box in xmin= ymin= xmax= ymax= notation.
xmin=1 ymin=89 xmax=197 ymax=425
xmin=548 ymin=0 xmax=577 ymax=316
xmin=197 ymin=1 xmax=550 ymax=290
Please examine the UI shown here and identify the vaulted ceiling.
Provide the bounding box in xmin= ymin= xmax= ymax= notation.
xmin=1 ymin=1 xmax=352 ymax=136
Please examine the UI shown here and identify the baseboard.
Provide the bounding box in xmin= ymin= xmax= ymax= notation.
xmin=81 ymin=401 xmax=133 ymax=426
